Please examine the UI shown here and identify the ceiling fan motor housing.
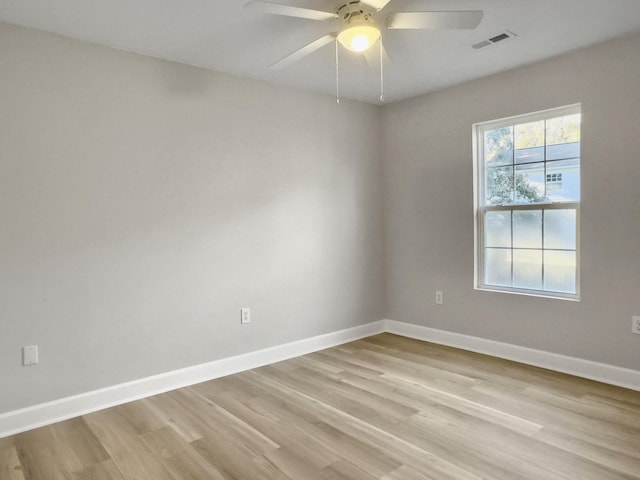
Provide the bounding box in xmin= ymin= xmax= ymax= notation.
xmin=337 ymin=1 xmax=377 ymax=27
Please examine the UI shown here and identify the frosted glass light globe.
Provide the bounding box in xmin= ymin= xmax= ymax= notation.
xmin=338 ymin=25 xmax=380 ymax=53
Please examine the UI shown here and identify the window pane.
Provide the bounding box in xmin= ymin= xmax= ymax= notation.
xmin=513 ymin=210 xmax=542 ymax=248
xmin=547 ymin=142 xmax=580 ymax=161
xmin=545 ymin=159 xmax=580 ymax=202
xmin=515 ymin=120 xmax=544 ymax=164
xmin=485 ymin=166 xmax=514 ymax=205
xmin=544 ymin=209 xmax=576 ymax=250
xmin=515 ymin=120 xmax=544 ymax=148
xmin=513 ymin=249 xmax=542 ymax=290
xmin=484 ymin=127 xmax=513 ymax=167
xmin=544 ymin=251 xmax=577 ymax=293
xmin=515 ymin=163 xmax=545 ymax=203
xmin=485 ymin=248 xmax=511 ymax=287
xmin=485 ymin=211 xmax=511 ymax=247
xmin=546 ymin=114 xmax=581 ymax=146
xmin=515 ymin=146 xmax=544 ymax=164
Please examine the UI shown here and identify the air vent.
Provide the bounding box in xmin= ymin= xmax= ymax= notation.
xmin=489 ymin=33 xmax=510 ymax=43
xmin=472 ymin=40 xmax=491 ymax=49
xmin=473 ymin=30 xmax=517 ymax=49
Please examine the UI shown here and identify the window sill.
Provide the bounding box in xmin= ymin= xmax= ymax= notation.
xmin=475 ymin=285 xmax=580 ymax=302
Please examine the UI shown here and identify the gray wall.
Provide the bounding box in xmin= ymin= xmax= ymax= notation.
xmin=382 ymin=33 xmax=640 ymax=370
xmin=0 ymin=22 xmax=385 ymax=413
xmin=2 ymin=21 xmax=639 ymax=416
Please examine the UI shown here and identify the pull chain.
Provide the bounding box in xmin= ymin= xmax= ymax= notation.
xmin=335 ymin=39 xmax=340 ymax=104
xmin=379 ymin=35 xmax=384 ymax=103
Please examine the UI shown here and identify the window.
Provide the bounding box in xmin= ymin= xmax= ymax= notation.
xmin=546 ymin=173 xmax=563 ymax=190
xmin=546 ymin=173 xmax=563 ymax=183
xmin=474 ymin=105 xmax=580 ymax=299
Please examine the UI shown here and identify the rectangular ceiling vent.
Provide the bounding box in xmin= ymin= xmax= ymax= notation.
xmin=473 ymin=30 xmax=517 ymax=50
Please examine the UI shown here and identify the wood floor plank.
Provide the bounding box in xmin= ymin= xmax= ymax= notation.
xmin=257 ymin=363 xmax=419 ymax=424
xmin=206 ymin=380 xmax=400 ymax=478
xmin=532 ymin=426 xmax=640 ymax=478
xmin=84 ymin=407 xmax=176 ymax=480
xmin=190 ymin=430 xmax=290 ymax=480
xmin=50 ymin=417 xmax=111 ymax=471
xmin=139 ymin=426 xmax=227 ymax=480
xmin=3 ymin=333 xmax=639 ymax=480
xmin=0 ymin=438 xmax=26 ymax=480
xmin=152 ymin=387 xmax=280 ymax=456
xmin=207 ymin=389 xmax=343 ymax=470
xmin=329 ymin=345 xmax=482 ymax=388
xmin=241 ymin=368 xmax=486 ymax=480
xmin=12 ymin=424 xmax=89 ymax=480
xmin=319 ymin=459 xmax=380 ymax=480
xmin=265 ymin=447 xmax=330 ymax=480
xmin=142 ymin=391 xmax=209 ymax=443
xmin=471 ymin=382 xmax=640 ymax=449
xmin=72 ymin=460 xmax=125 ymax=480
xmin=525 ymin=384 xmax=640 ymax=429
xmin=381 ymin=464 xmax=440 ymax=480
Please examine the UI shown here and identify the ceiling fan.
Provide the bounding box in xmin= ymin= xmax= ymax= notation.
xmin=244 ymin=0 xmax=484 ymax=69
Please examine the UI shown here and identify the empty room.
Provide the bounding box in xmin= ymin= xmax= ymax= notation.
xmin=1 ymin=0 xmax=639 ymax=478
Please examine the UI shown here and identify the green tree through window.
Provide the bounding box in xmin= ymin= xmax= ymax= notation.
xmin=485 ymin=168 xmax=545 ymax=204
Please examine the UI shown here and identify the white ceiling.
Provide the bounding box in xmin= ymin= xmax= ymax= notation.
xmin=2 ymin=0 xmax=640 ymax=104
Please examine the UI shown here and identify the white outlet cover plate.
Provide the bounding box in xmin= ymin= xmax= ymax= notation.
xmin=632 ymin=316 xmax=640 ymax=334
xmin=23 ymin=345 xmax=39 ymax=366
xmin=241 ymin=308 xmax=251 ymax=324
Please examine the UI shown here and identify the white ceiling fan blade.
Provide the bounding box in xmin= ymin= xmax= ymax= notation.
xmin=244 ymin=1 xmax=338 ymax=21
xmin=387 ymin=11 xmax=484 ymax=30
xmin=360 ymin=0 xmax=392 ymax=11
xmin=269 ymin=34 xmax=337 ymax=69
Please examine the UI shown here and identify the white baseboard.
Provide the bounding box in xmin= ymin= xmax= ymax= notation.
xmin=2 ymin=319 xmax=638 ymax=439
xmin=384 ymin=319 xmax=640 ymax=392
xmin=0 ymin=320 xmax=386 ymax=439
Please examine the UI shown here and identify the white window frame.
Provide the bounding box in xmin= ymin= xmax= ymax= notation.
xmin=473 ymin=104 xmax=581 ymax=301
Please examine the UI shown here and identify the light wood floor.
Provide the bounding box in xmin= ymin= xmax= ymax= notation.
xmin=2 ymin=333 xmax=639 ymax=479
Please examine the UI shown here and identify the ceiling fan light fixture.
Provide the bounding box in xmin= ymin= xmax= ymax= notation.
xmin=337 ymin=25 xmax=380 ymax=52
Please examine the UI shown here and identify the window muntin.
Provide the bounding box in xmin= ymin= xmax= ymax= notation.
xmin=475 ymin=105 xmax=580 ymax=299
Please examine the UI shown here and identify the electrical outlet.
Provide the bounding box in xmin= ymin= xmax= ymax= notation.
xmin=23 ymin=345 xmax=39 ymax=366
xmin=241 ymin=307 xmax=251 ymax=324
xmin=435 ymin=291 xmax=444 ymax=305
xmin=632 ymin=316 xmax=640 ymax=335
